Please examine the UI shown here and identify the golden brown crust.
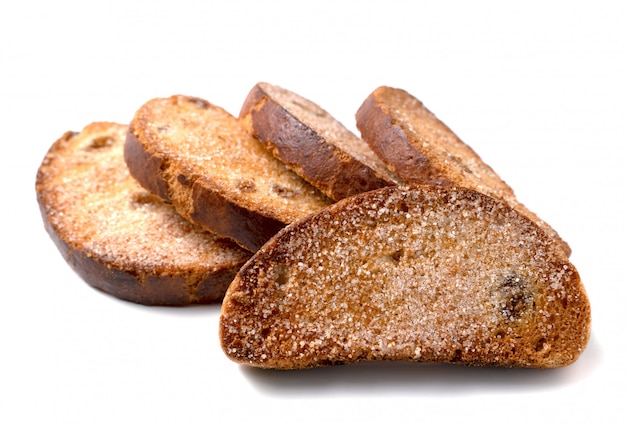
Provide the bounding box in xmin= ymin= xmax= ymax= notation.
xmin=126 ymin=95 xmax=332 ymax=251
xmin=124 ymin=130 xmax=171 ymax=202
xmin=356 ymin=92 xmax=455 ymax=186
xmin=36 ymin=122 xmax=250 ymax=305
xmin=220 ymin=185 xmax=590 ymax=369
xmin=125 ymin=122 xmax=285 ymax=252
xmin=240 ymin=82 xmax=401 ymax=201
xmin=356 ymin=86 xmax=571 ymax=257
xmin=185 ymin=180 xmax=286 ymax=255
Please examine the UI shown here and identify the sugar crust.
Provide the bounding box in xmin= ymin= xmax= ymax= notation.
xmin=220 ymin=186 xmax=590 ymax=369
xmin=130 ymin=95 xmax=332 ymax=224
xmin=36 ymin=122 xmax=250 ymax=304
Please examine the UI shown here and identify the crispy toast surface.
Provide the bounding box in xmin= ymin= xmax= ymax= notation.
xmin=126 ymin=95 xmax=332 ymax=252
xmin=220 ymin=185 xmax=590 ymax=369
xmin=36 ymin=122 xmax=250 ymax=305
xmin=356 ymin=86 xmax=571 ymax=256
xmin=240 ymin=82 xmax=402 ymax=200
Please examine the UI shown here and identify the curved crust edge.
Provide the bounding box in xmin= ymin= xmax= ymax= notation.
xmin=243 ymin=85 xmax=396 ymax=201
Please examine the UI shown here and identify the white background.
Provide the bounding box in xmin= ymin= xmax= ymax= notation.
xmin=2 ymin=0 xmax=624 ymax=423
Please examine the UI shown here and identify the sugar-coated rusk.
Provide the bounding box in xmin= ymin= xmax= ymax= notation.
xmin=220 ymin=185 xmax=590 ymax=369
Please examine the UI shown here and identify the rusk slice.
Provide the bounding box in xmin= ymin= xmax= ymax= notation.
xmin=240 ymin=82 xmax=402 ymax=201
xmin=126 ymin=95 xmax=332 ymax=252
xmin=356 ymin=86 xmax=571 ymax=256
xmin=36 ymin=122 xmax=250 ymax=305
xmin=220 ymin=185 xmax=590 ymax=369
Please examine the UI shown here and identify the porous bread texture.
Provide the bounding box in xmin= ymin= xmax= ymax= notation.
xmin=126 ymin=95 xmax=332 ymax=252
xmin=36 ymin=122 xmax=250 ymax=305
xmin=240 ymin=82 xmax=402 ymax=201
xmin=356 ymin=86 xmax=571 ymax=257
xmin=220 ymin=185 xmax=590 ymax=369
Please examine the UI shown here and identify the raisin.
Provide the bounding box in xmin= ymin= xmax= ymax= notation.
xmin=186 ymin=96 xmax=210 ymax=109
xmin=497 ymin=272 xmax=533 ymax=321
xmin=87 ymin=136 xmax=114 ymax=149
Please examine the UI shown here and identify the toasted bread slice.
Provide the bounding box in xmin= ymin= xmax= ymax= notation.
xmin=36 ymin=122 xmax=250 ymax=305
xmin=240 ymin=82 xmax=402 ymax=201
xmin=356 ymin=86 xmax=571 ymax=256
xmin=220 ymin=185 xmax=590 ymax=369
xmin=125 ymin=95 xmax=332 ymax=252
